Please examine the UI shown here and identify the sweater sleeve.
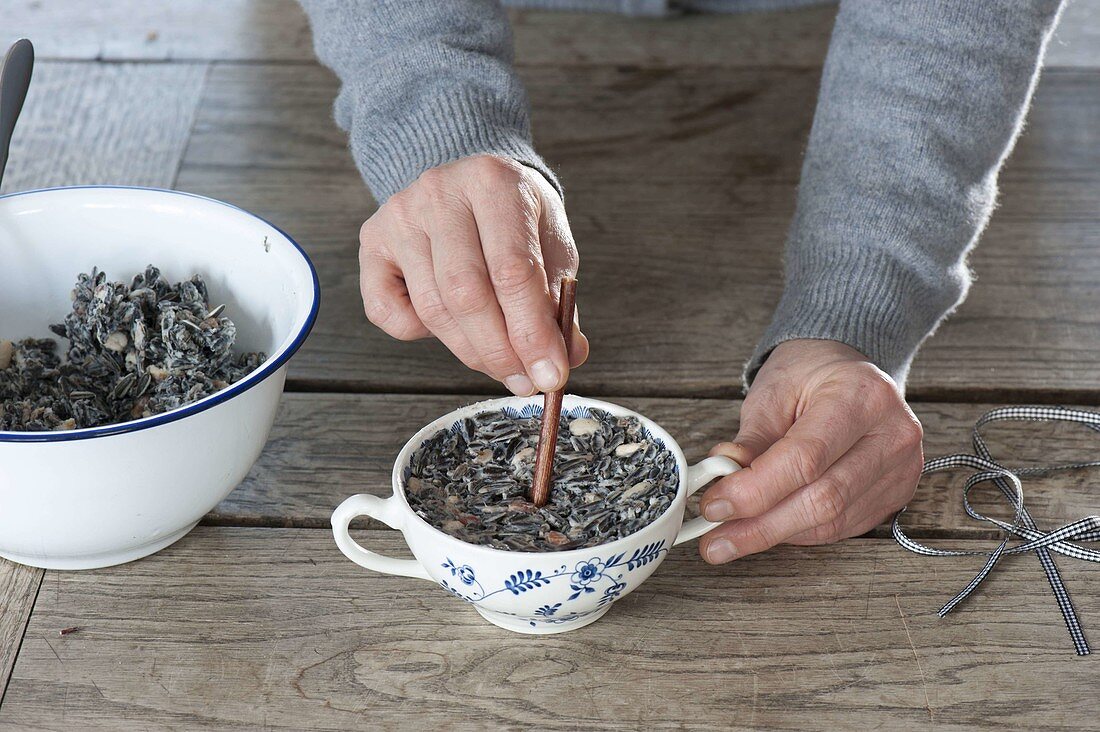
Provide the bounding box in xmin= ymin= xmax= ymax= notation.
xmin=299 ymin=0 xmax=559 ymax=203
xmin=744 ymin=0 xmax=1064 ymax=387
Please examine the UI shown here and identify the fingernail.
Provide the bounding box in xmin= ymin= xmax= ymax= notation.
xmin=707 ymin=538 xmax=737 ymax=563
xmin=529 ymin=359 xmax=561 ymax=392
xmin=504 ymin=374 xmax=536 ymax=397
xmin=703 ymin=499 xmax=734 ymax=522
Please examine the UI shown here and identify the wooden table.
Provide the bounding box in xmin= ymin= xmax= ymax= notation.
xmin=2 ymin=2 xmax=1098 ymax=728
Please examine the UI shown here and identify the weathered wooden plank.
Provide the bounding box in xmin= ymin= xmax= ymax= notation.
xmin=6 ymin=1 xmax=1096 ymax=68
xmin=0 ymin=61 xmax=207 ymax=193
xmin=214 ymin=392 xmax=1100 ymax=544
xmin=1 ymin=528 xmax=1095 ymax=729
xmin=1 ymin=0 xmax=314 ymax=62
xmin=178 ymin=63 xmax=1100 ymax=400
xmin=512 ymin=4 xmax=835 ymax=68
xmin=0 ymin=562 xmax=41 ymax=705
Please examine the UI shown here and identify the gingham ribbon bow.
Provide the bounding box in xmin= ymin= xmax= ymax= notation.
xmin=892 ymin=406 xmax=1100 ymax=656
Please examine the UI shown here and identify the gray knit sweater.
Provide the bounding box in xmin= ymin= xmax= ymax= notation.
xmin=300 ymin=0 xmax=1064 ymax=387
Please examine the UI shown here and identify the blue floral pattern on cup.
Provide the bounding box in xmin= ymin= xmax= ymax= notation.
xmin=568 ymin=559 xmax=606 ymax=600
xmin=437 ymin=540 xmax=668 ymax=627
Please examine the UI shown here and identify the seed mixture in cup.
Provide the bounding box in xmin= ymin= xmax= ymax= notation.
xmin=405 ymin=407 xmax=679 ymax=551
xmin=0 ymin=265 xmax=265 ymax=431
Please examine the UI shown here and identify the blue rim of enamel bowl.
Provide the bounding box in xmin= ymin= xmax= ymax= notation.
xmin=0 ymin=185 xmax=321 ymax=443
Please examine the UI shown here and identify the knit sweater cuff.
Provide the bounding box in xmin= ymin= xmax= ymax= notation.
xmin=350 ymin=86 xmax=562 ymax=204
xmin=743 ymin=246 xmax=963 ymax=389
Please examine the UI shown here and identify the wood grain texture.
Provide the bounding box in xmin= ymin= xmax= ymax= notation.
xmin=178 ymin=63 xmax=1100 ymax=400
xmin=512 ymin=4 xmax=834 ymax=68
xmin=1 ymin=528 xmax=1096 ymax=730
xmin=0 ymin=61 xmax=207 ymax=193
xmin=5 ymin=1 xmax=1096 ymax=68
xmin=213 ymin=392 xmax=1100 ymax=543
xmin=2 ymin=0 xmax=314 ymax=62
xmin=0 ymin=562 xmax=41 ymax=705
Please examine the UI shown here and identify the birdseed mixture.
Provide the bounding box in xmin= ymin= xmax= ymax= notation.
xmin=406 ymin=408 xmax=679 ymax=551
xmin=0 ymin=265 xmax=265 ymax=431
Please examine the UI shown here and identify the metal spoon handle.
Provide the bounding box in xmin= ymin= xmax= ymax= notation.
xmin=0 ymin=38 xmax=34 ymax=190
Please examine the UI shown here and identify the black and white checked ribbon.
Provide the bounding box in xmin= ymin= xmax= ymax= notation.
xmin=892 ymin=406 xmax=1100 ymax=656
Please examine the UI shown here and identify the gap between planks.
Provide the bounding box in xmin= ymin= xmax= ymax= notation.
xmin=193 ymin=514 xmax=1010 ymax=542
xmin=281 ymin=380 xmax=1100 ymax=408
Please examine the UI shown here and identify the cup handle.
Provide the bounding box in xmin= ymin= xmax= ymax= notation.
xmin=673 ymin=456 xmax=742 ymax=546
xmin=331 ymin=494 xmax=433 ymax=581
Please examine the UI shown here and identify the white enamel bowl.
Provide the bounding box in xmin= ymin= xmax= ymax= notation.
xmin=332 ymin=396 xmax=740 ymax=634
xmin=0 ymin=187 xmax=319 ymax=570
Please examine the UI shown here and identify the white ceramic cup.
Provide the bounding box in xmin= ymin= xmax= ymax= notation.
xmin=332 ymin=395 xmax=739 ymax=634
xmin=0 ymin=186 xmax=319 ymax=570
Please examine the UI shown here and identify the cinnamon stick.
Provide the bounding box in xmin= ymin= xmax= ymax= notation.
xmin=528 ymin=277 xmax=578 ymax=507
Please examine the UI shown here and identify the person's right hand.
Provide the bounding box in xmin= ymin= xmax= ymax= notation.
xmin=358 ymin=155 xmax=588 ymax=396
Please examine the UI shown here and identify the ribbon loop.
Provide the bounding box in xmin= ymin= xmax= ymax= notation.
xmin=893 ymin=405 xmax=1100 ymax=656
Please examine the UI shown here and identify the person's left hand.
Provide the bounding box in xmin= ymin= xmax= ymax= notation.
xmin=698 ymin=339 xmax=924 ymax=564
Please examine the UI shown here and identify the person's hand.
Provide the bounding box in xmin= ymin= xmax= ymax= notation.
xmin=358 ymin=155 xmax=588 ymax=396
xmin=698 ymin=339 xmax=924 ymax=563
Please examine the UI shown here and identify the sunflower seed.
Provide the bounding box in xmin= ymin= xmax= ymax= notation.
xmin=110 ymin=372 xmax=137 ymax=400
xmin=568 ymin=417 xmax=600 ymax=437
xmin=614 ymin=442 xmax=644 ymax=458
xmin=621 ymin=481 xmax=652 ymax=500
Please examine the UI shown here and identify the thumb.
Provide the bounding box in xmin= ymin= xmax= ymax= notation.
xmin=536 ymin=186 xmax=588 ymax=372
